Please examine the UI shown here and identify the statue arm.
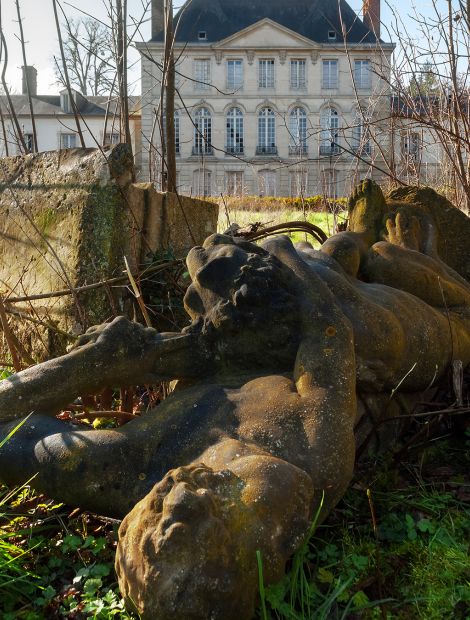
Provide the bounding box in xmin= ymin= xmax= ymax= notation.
xmin=262 ymin=237 xmax=356 ymax=506
xmin=0 ymin=317 xmax=203 ymax=423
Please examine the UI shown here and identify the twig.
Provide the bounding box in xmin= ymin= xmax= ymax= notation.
xmin=0 ymin=296 xmax=22 ymax=371
xmin=5 ymin=260 xmax=182 ymax=303
xmin=124 ymin=256 xmax=152 ymax=327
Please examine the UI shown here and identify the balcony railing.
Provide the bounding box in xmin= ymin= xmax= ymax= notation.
xmin=192 ymin=146 xmax=214 ymax=156
xmin=319 ymin=144 xmax=341 ymax=156
xmin=289 ymin=145 xmax=308 ymax=157
xmin=225 ymin=145 xmax=244 ymax=155
xmin=256 ymin=146 xmax=278 ymax=155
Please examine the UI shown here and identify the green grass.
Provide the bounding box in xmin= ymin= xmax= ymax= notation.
xmin=257 ymin=433 xmax=470 ymax=620
xmin=218 ymin=208 xmax=347 ymax=247
xmin=0 ymin=487 xmax=136 ymax=619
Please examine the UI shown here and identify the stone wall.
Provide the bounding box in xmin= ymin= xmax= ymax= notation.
xmin=0 ymin=145 xmax=218 ymax=361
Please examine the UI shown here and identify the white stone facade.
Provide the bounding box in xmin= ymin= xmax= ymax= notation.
xmin=138 ymin=19 xmax=394 ymax=198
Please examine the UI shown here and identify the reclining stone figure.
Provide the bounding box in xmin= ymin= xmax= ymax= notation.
xmin=0 ymin=180 xmax=469 ymax=619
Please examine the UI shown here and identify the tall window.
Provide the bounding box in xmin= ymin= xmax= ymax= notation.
xmin=259 ymin=59 xmax=275 ymax=88
xmin=24 ymin=133 xmax=34 ymax=152
xmin=226 ymin=171 xmax=244 ymax=196
xmin=193 ymin=107 xmax=212 ymax=155
xmin=257 ymin=108 xmax=276 ymax=154
xmin=227 ymin=60 xmax=243 ymax=90
xmin=226 ymin=107 xmax=244 ymax=154
xmin=322 ymin=169 xmax=337 ymax=198
xmin=352 ymin=115 xmax=371 ymax=156
xmin=320 ymin=107 xmax=340 ymax=155
xmin=60 ymin=133 xmax=77 ymax=149
xmin=258 ymin=170 xmax=276 ymax=196
xmin=402 ymin=131 xmax=421 ymax=159
xmin=194 ymin=59 xmax=211 ymax=91
xmin=290 ymin=60 xmax=306 ymax=89
xmin=354 ymin=60 xmax=371 ymax=89
xmin=289 ymin=107 xmax=308 ymax=155
xmin=322 ymin=60 xmax=338 ymax=89
xmin=174 ymin=111 xmax=180 ymax=155
xmin=193 ymin=169 xmax=212 ymax=196
xmin=290 ymin=170 xmax=308 ymax=197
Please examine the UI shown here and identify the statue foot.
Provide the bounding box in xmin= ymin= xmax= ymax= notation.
xmin=116 ymin=452 xmax=314 ymax=620
xmin=348 ymin=179 xmax=387 ymax=244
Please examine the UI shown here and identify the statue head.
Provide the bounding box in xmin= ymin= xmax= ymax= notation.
xmin=183 ymin=234 xmax=301 ymax=373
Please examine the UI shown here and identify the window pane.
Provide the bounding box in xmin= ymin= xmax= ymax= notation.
xmin=193 ymin=169 xmax=212 ymax=196
xmin=194 ymin=60 xmax=210 ymax=90
xmin=227 ymin=60 xmax=243 ymax=89
xmin=226 ymin=108 xmax=244 ymax=153
xmin=290 ymin=60 xmax=306 ymax=89
xmin=257 ymin=108 xmax=276 ymax=153
xmin=226 ymin=171 xmax=243 ymax=195
xmin=259 ymin=59 xmax=275 ymax=88
xmin=60 ymin=133 xmax=77 ymax=149
xmin=193 ymin=108 xmax=212 ymax=155
xmin=258 ymin=170 xmax=276 ymax=196
xmin=320 ymin=108 xmax=340 ymax=154
xmin=322 ymin=60 xmax=338 ymax=89
xmin=354 ymin=60 xmax=371 ymax=89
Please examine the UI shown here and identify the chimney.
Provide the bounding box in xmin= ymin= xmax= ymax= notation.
xmin=22 ymin=65 xmax=37 ymax=96
xmin=363 ymin=0 xmax=380 ymax=37
xmin=152 ymin=0 xmax=164 ymax=39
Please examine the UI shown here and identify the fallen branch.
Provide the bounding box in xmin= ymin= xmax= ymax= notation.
xmin=5 ymin=260 xmax=182 ymax=304
xmin=232 ymin=220 xmax=328 ymax=245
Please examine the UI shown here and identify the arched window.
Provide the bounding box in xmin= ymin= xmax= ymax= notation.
xmin=289 ymin=107 xmax=308 ymax=155
xmin=257 ymin=108 xmax=277 ymax=155
xmin=352 ymin=114 xmax=371 ymax=156
xmin=320 ymin=107 xmax=340 ymax=156
xmin=193 ymin=107 xmax=212 ymax=155
xmin=226 ymin=107 xmax=244 ymax=154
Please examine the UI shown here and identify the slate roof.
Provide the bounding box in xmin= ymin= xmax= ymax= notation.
xmin=0 ymin=94 xmax=140 ymax=117
xmin=152 ymin=0 xmax=382 ymax=44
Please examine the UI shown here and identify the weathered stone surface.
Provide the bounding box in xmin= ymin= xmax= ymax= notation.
xmin=0 ymin=181 xmax=469 ymax=619
xmin=349 ymin=180 xmax=470 ymax=281
xmin=0 ymin=147 xmax=218 ymax=359
xmin=125 ymin=183 xmax=218 ymax=266
xmin=116 ymin=458 xmax=313 ymax=620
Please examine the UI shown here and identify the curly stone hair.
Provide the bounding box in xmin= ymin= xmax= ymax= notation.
xmin=184 ymin=238 xmax=301 ymax=372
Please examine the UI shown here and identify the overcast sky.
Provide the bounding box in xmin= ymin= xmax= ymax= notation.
xmin=0 ymin=0 xmax=429 ymax=95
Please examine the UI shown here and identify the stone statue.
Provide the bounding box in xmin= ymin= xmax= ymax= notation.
xmin=0 ymin=181 xmax=469 ymax=619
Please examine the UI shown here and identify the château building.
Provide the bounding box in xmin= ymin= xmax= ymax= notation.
xmin=138 ymin=0 xmax=395 ymax=197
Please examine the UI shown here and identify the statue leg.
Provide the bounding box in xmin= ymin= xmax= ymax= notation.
xmin=115 ymin=438 xmax=314 ymax=620
xmin=0 ymin=415 xmax=162 ymax=517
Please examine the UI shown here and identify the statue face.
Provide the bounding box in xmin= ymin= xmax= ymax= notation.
xmin=184 ymin=235 xmax=301 ymax=372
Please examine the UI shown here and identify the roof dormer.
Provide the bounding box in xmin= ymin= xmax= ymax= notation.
xmin=60 ymin=89 xmax=87 ymax=113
